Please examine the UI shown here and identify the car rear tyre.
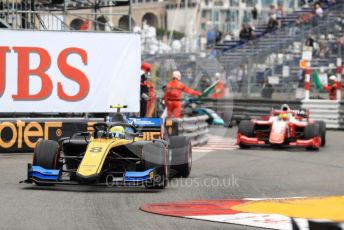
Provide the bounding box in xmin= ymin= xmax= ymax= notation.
xmin=170 ymin=136 xmax=192 ymax=178
xmin=239 ymin=143 xmax=251 ymax=149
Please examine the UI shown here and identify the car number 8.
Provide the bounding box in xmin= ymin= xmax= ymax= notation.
xmin=90 ymin=147 xmax=103 ymax=153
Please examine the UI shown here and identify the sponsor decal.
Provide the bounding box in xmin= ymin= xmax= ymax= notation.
xmin=0 ymin=46 xmax=89 ymax=101
xmin=1 ymin=30 xmax=141 ymax=113
xmin=129 ymin=118 xmax=161 ymax=127
xmin=0 ymin=120 xmax=93 ymax=152
xmin=0 ymin=121 xmax=62 ymax=149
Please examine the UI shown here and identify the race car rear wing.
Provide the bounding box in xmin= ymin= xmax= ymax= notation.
xmin=129 ymin=118 xmax=161 ymax=132
xmin=128 ymin=118 xmax=178 ymax=139
xmin=269 ymin=108 xmax=309 ymax=120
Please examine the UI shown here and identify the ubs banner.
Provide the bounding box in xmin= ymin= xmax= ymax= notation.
xmin=0 ymin=119 xmax=99 ymax=153
xmin=0 ymin=30 xmax=141 ymax=113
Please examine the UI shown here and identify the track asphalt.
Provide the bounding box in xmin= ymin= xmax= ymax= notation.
xmin=0 ymin=128 xmax=343 ymax=230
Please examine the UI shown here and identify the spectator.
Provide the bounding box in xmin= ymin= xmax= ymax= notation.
xmin=207 ymin=29 xmax=216 ymax=47
xmin=336 ymin=33 xmax=344 ymax=48
xmin=276 ymin=4 xmax=285 ymax=27
xmin=297 ymin=12 xmax=314 ymax=24
xmin=215 ymin=30 xmax=223 ymax=44
xmin=186 ymin=68 xmax=194 ymax=86
xmin=223 ymin=32 xmax=233 ymax=42
xmin=289 ymin=21 xmax=301 ymax=36
xmin=305 ymin=34 xmax=315 ymax=47
xmin=239 ymin=24 xmax=247 ymax=40
xmin=266 ymin=17 xmax=278 ymax=34
xmin=251 ymin=6 xmax=258 ymax=25
xmin=239 ymin=24 xmax=255 ymax=40
xmin=314 ymin=2 xmax=324 ymax=17
xmin=265 ymin=5 xmax=279 ymax=33
xmin=261 ymin=79 xmax=275 ymax=99
xmin=269 ymin=5 xmax=276 ymax=17
xmin=317 ymin=40 xmax=329 ymax=58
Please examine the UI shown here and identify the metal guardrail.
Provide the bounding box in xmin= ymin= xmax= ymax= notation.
xmin=302 ymin=100 xmax=343 ymax=129
xmin=340 ymin=102 xmax=344 ymax=130
xmin=202 ymin=98 xmax=302 ymax=125
xmin=203 ymin=98 xmax=344 ymax=130
xmin=0 ymin=116 xmax=209 ymax=153
xmin=171 ymin=115 xmax=209 ymax=146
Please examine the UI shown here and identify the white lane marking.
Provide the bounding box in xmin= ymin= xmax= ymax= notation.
xmin=185 ymin=214 xmax=310 ymax=230
xmin=193 ymin=135 xmax=238 ymax=153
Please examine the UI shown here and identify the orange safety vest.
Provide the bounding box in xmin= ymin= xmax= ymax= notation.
xmin=211 ymin=80 xmax=225 ymax=99
xmin=323 ymin=82 xmax=340 ymax=100
xmin=163 ymin=79 xmax=201 ymax=102
xmin=146 ymin=81 xmax=155 ymax=98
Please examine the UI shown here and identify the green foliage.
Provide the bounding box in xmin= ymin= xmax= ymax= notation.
xmin=156 ymin=28 xmax=185 ymax=40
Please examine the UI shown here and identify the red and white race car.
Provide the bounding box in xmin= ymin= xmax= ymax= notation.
xmin=237 ymin=104 xmax=326 ymax=150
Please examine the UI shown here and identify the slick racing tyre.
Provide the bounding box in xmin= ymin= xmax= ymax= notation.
xmin=315 ymin=121 xmax=326 ymax=147
xmin=33 ymin=140 xmax=60 ymax=169
xmin=304 ymin=123 xmax=320 ymax=151
xmin=142 ymin=142 xmax=168 ymax=189
xmin=33 ymin=140 xmax=60 ymax=186
xmin=170 ymin=136 xmax=192 ymax=178
xmin=238 ymin=120 xmax=255 ymax=149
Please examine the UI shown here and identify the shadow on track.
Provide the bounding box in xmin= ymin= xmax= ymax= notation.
xmin=20 ymin=185 xmax=162 ymax=193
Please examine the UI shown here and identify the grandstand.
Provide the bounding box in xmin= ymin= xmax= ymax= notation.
xmin=213 ymin=0 xmax=344 ymax=100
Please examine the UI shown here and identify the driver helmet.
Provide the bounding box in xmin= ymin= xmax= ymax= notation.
xmin=279 ymin=112 xmax=289 ymax=121
xmin=109 ymin=126 xmax=125 ymax=139
xmin=281 ymin=104 xmax=290 ymax=112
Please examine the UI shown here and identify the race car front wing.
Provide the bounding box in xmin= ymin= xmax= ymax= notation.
xmin=20 ymin=164 xmax=162 ymax=187
xmin=237 ymin=134 xmax=321 ymax=148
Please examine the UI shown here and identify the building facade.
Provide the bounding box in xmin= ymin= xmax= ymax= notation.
xmin=166 ymin=0 xmax=301 ymax=37
xmin=1 ymin=0 xmax=303 ymax=34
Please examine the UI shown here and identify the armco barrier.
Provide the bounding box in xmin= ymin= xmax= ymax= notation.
xmin=302 ymin=100 xmax=342 ymax=129
xmin=171 ymin=115 xmax=209 ymax=146
xmin=0 ymin=118 xmax=102 ymax=153
xmin=340 ymin=101 xmax=344 ymax=130
xmin=203 ymin=98 xmax=344 ymax=130
xmin=201 ymin=99 xmax=302 ymax=125
xmin=0 ymin=116 xmax=208 ymax=153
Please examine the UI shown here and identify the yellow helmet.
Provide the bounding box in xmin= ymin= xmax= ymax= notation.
xmin=279 ymin=113 xmax=289 ymax=121
xmin=109 ymin=126 xmax=125 ymax=138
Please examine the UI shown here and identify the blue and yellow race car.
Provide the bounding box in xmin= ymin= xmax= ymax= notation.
xmin=21 ymin=114 xmax=192 ymax=189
